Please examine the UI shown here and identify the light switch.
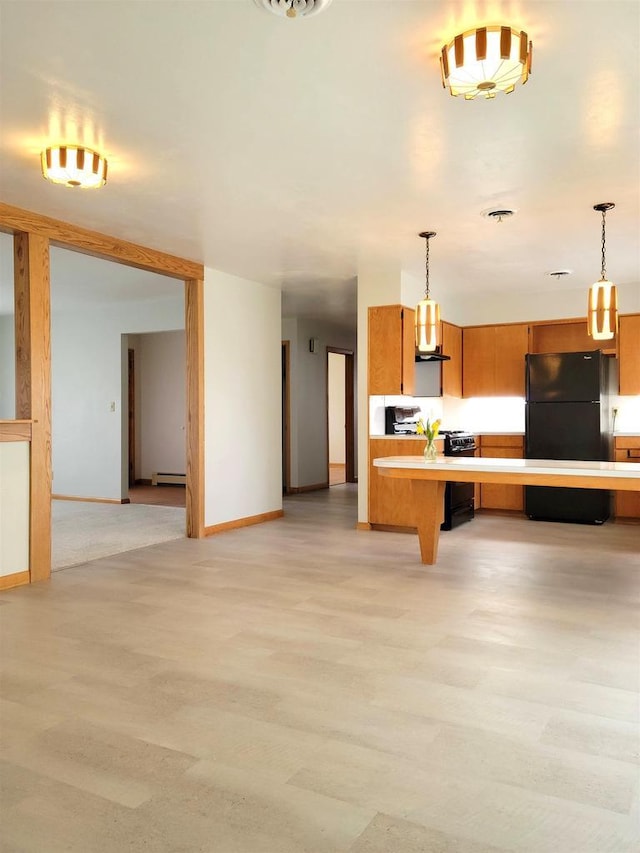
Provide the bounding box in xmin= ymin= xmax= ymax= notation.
xmin=110 ymin=401 xmax=116 ymax=412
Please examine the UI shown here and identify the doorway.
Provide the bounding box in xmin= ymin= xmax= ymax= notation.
xmin=326 ymin=347 xmax=355 ymax=486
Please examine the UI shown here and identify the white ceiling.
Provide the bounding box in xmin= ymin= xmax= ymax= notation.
xmin=0 ymin=0 xmax=639 ymax=325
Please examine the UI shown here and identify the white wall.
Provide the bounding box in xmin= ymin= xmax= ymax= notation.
xmin=283 ymin=316 xmax=357 ymax=489
xmin=328 ymin=352 xmax=346 ymax=465
xmin=132 ymin=330 xmax=186 ymax=480
xmin=0 ymin=315 xmax=14 ymax=419
xmin=51 ymin=295 xmax=184 ymax=500
xmin=0 ymin=441 xmax=29 ymax=577
xmin=204 ymin=268 xmax=282 ymax=527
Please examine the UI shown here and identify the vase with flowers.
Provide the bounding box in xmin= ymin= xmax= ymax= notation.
xmin=416 ymin=417 xmax=440 ymax=462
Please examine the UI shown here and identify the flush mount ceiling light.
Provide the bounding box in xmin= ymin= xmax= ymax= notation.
xmin=440 ymin=26 xmax=532 ymax=100
xmin=415 ymin=231 xmax=440 ymax=354
xmin=253 ymin=0 xmax=332 ymax=19
xmin=41 ymin=145 xmax=108 ymax=189
xmin=588 ymin=202 xmax=618 ymax=341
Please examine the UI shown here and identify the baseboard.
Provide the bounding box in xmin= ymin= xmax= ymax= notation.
xmin=205 ymin=508 xmax=284 ymax=536
xmin=0 ymin=570 xmax=30 ymax=591
xmin=356 ymin=522 xmax=371 ymax=531
xmin=52 ymin=494 xmax=126 ymax=504
xmin=135 ymin=478 xmax=153 ymax=486
xmin=289 ymin=482 xmax=329 ymax=494
xmin=370 ymin=523 xmax=417 ymax=534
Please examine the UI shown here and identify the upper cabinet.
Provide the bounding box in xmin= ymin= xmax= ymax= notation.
xmin=529 ymin=319 xmax=598 ymax=354
xmin=463 ymin=323 xmax=529 ymax=397
xmin=619 ymin=314 xmax=640 ymax=396
xmin=368 ymin=305 xmax=415 ymax=396
xmin=441 ymin=321 xmax=462 ymax=397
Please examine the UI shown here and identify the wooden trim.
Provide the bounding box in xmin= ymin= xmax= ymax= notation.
xmin=52 ymin=494 xmax=127 ymax=504
xmin=0 ymin=203 xmax=203 ymax=281
xmin=289 ymin=482 xmax=330 ymax=494
xmin=356 ymin=522 xmax=372 ymax=531
xmin=0 ymin=570 xmax=30 ymax=591
xmin=0 ymin=422 xmax=32 ymax=441
xmin=282 ymin=341 xmax=291 ymax=495
xmin=185 ymin=279 xmax=205 ymax=538
xmin=135 ymin=478 xmax=153 ymax=486
xmin=14 ymin=231 xmax=52 ymax=584
xmin=205 ymin=508 xmax=283 ymax=536
xmin=370 ymin=523 xmax=416 ymax=534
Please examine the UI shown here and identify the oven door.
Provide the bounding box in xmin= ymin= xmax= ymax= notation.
xmin=441 ymin=444 xmax=476 ymax=530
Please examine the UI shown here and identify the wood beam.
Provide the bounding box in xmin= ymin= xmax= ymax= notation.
xmin=185 ymin=278 xmax=205 ymax=538
xmin=0 ymin=202 xmax=203 ymax=281
xmin=14 ymin=232 xmax=52 ymax=582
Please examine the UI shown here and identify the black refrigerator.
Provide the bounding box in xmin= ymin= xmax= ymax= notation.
xmin=525 ymin=350 xmax=616 ymax=524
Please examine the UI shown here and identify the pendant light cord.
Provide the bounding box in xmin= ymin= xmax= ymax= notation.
xmin=424 ymin=235 xmax=431 ymax=299
xmin=600 ymin=209 xmax=607 ymax=280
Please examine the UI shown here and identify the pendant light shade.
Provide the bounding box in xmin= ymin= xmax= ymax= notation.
xmin=440 ymin=25 xmax=532 ymax=100
xmin=41 ymin=145 xmax=108 ymax=189
xmin=415 ymin=231 xmax=440 ymax=353
xmin=587 ymin=203 xmax=618 ymax=341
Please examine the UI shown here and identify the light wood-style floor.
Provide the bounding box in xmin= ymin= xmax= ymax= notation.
xmin=1 ymin=485 xmax=639 ymax=852
xmin=129 ymin=484 xmax=186 ymax=507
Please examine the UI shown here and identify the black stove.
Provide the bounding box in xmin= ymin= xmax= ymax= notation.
xmin=438 ymin=430 xmax=477 ymax=531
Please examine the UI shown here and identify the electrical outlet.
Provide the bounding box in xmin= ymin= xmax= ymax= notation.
xmin=110 ymin=401 xmax=116 ymax=412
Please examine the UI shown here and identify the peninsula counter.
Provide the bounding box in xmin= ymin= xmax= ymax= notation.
xmin=373 ymin=456 xmax=640 ymax=566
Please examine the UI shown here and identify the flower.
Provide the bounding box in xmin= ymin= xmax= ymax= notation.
xmin=416 ymin=417 xmax=440 ymax=441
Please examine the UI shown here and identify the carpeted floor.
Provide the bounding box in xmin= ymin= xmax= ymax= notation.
xmin=52 ymin=500 xmax=185 ymax=571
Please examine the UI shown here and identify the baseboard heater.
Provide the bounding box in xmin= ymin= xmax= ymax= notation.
xmin=151 ymin=472 xmax=186 ymax=486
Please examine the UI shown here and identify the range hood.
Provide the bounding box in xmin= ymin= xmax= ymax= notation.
xmin=415 ymin=347 xmax=450 ymax=363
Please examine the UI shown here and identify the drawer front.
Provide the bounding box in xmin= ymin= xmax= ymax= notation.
xmin=614 ymin=436 xmax=640 ymax=452
xmin=480 ymin=434 xmax=524 ymax=449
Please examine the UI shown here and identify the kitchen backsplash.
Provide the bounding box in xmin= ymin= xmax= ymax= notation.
xmin=370 ymin=394 xmax=640 ymax=435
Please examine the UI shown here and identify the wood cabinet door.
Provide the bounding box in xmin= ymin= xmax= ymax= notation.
xmin=614 ymin=443 xmax=640 ymax=519
xmin=619 ymin=314 xmax=640 ymax=396
xmin=368 ymin=306 xmax=415 ymax=395
xmin=369 ymin=439 xmax=423 ymax=526
xmin=494 ymin=324 xmax=529 ymax=396
xmin=441 ymin=321 xmax=462 ymax=398
xmin=463 ymin=326 xmax=495 ymax=397
xmin=479 ymin=435 xmax=525 ymax=511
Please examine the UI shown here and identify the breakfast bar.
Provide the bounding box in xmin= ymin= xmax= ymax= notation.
xmin=373 ymin=456 xmax=640 ymax=565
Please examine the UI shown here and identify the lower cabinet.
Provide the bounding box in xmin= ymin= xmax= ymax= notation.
xmin=614 ymin=437 xmax=640 ymax=520
xmin=479 ymin=435 xmax=525 ymax=512
xmin=369 ymin=438 xmax=442 ymax=527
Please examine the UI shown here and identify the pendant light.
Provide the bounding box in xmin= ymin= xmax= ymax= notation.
xmin=415 ymin=231 xmax=440 ymax=353
xmin=588 ymin=203 xmax=618 ymax=341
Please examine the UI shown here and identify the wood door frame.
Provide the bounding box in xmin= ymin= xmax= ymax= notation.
xmin=2 ymin=202 xmax=206 ymax=583
xmin=128 ymin=348 xmax=135 ymax=488
xmin=326 ymin=346 xmax=356 ymax=484
xmin=281 ymin=341 xmax=291 ymax=495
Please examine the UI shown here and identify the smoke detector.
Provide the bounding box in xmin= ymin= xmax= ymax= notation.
xmin=481 ymin=207 xmax=517 ymax=222
xmin=253 ymin=0 xmax=333 ymax=18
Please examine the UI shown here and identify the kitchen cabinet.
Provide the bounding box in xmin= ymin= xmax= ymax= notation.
xmin=441 ymin=321 xmax=462 ymax=397
xmin=463 ymin=323 xmax=529 ymax=397
xmin=369 ymin=437 xmax=442 ymax=527
xmin=618 ymin=314 xmax=640 ymax=396
xmin=479 ymin=434 xmax=525 ymax=511
xmin=368 ymin=305 xmax=415 ymax=396
xmin=529 ymin=319 xmax=598 ymax=355
xmin=614 ymin=436 xmax=640 ymax=520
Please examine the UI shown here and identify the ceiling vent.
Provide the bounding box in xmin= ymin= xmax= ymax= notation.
xmin=482 ymin=207 xmax=517 ymax=222
xmin=253 ymin=0 xmax=333 ymax=18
